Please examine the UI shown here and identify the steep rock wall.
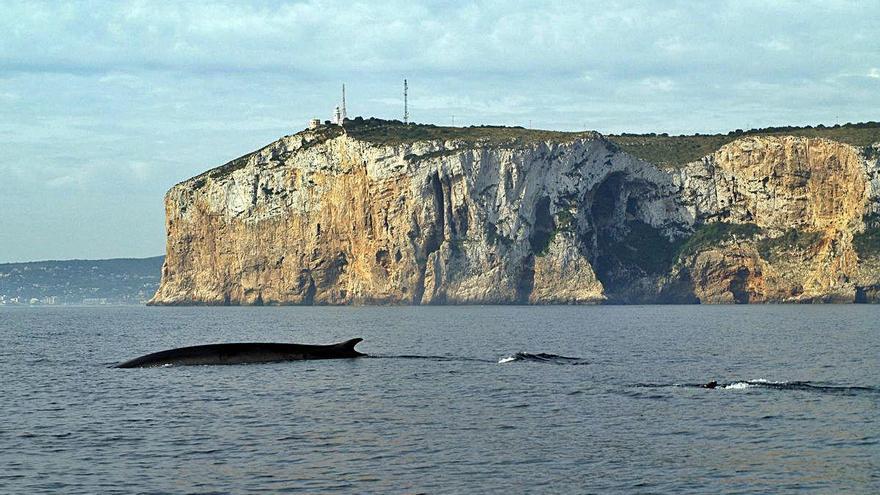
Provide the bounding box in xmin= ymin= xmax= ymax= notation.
xmin=151 ymin=129 xmax=690 ymax=305
xmin=150 ymin=128 xmax=880 ymax=305
xmin=670 ymin=137 xmax=878 ymax=302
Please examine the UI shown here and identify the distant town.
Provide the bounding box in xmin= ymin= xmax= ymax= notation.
xmin=0 ymin=256 xmax=164 ymax=306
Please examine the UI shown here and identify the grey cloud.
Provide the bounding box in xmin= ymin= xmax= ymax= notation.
xmin=0 ymin=0 xmax=877 ymax=261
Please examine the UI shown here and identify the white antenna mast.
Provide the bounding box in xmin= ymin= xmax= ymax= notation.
xmin=404 ymin=79 xmax=409 ymax=124
xmin=341 ymin=83 xmax=347 ymax=121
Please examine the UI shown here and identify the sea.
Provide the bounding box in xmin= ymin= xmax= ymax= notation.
xmin=1 ymin=305 xmax=878 ymax=494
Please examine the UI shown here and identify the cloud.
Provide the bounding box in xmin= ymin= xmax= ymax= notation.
xmin=0 ymin=0 xmax=879 ymax=261
xmin=127 ymin=161 xmax=151 ymax=181
xmin=655 ymin=36 xmax=689 ymax=54
xmin=639 ymin=77 xmax=676 ymax=93
xmin=1 ymin=1 xmax=873 ymax=81
xmin=46 ymin=172 xmax=87 ymax=189
xmin=98 ymin=72 xmax=146 ymax=88
xmin=759 ymin=39 xmax=792 ymax=51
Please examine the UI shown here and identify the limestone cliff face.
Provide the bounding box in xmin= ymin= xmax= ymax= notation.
xmin=150 ymin=125 xmax=880 ymax=305
xmin=151 ymin=127 xmax=688 ymax=305
xmin=670 ymin=137 xmax=879 ymax=303
xmin=678 ymin=137 xmax=868 ymax=232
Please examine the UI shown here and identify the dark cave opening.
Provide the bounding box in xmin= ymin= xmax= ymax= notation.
xmin=529 ymin=196 xmax=555 ymax=254
xmin=586 ymin=173 xmax=679 ymax=301
xmin=590 ymin=173 xmax=625 ymax=234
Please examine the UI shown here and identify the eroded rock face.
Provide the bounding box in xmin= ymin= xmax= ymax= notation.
xmin=671 ymin=137 xmax=878 ymax=302
xmin=150 ymin=129 xmax=689 ymax=305
xmin=150 ymin=129 xmax=880 ymax=305
xmin=677 ymin=136 xmax=868 ymax=233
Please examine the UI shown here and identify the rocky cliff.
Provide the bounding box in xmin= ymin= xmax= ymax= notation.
xmin=149 ymin=120 xmax=880 ymax=305
xmin=670 ymin=137 xmax=880 ymax=303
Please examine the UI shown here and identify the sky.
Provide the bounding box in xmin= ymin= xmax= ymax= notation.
xmin=1 ymin=0 xmax=878 ymax=262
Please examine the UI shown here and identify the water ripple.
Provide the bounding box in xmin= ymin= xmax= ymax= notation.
xmin=2 ymin=305 xmax=877 ymax=494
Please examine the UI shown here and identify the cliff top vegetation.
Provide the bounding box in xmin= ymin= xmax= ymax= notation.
xmin=198 ymin=118 xmax=879 ymax=183
xmin=608 ymin=121 xmax=880 ymax=168
xmin=339 ymin=117 xmax=594 ymax=146
xmin=338 ymin=119 xmax=880 ymax=161
xmin=195 ymin=118 xmax=594 ymax=183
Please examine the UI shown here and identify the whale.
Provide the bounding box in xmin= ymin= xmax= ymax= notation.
xmin=114 ymin=338 xmax=365 ymax=368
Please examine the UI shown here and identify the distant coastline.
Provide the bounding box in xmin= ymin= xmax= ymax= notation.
xmin=0 ymin=256 xmax=164 ymax=306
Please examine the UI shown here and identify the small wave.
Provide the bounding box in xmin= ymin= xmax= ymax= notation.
xmin=722 ymin=382 xmax=755 ymax=390
xmin=722 ymin=379 xmax=791 ymax=390
xmin=739 ymin=380 xmax=879 ymax=395
xmin=634 ymin=380 xmax=878 ymax=395
xmin=497 ymin=352 xmax=587 ymax=365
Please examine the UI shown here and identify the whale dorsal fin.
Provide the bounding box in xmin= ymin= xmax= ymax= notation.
xmin=335 ymin=337 xmax=365 ymax=355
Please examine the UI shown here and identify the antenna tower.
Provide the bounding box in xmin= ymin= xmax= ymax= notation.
xmin=404 ymin=79 xmax=409 ymax=124
xmin=341 ymin=84 xmax=347 ymax=121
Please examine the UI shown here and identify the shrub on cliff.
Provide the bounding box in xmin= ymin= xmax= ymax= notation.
xmin=854 ymin=220 xmax=880 ymax=259
xmin=757 ymin=229 xmax=822 ymax=260
xmin=676 ymin=222 xmax=762 ymax=259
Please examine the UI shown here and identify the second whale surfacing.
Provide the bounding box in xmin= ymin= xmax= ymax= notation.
xmin=115 ymin=338 xmax=365 ymax=368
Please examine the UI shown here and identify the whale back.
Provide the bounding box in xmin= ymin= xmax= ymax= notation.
xmin=115 ymin=338 xmax=366 ymax=368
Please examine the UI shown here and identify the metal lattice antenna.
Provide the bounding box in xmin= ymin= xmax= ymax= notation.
xmin=404 ymin=79 xmax=409 ymax=124
xmin=341 ymin=84 xmax=347 ymax=121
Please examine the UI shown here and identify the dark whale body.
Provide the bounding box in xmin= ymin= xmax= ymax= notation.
xmin=115 ymin=338 xmax=365 ymax=368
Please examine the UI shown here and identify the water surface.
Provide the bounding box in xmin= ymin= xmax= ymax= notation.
xmin=2 ymin=305 xmax=878 ymax=493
